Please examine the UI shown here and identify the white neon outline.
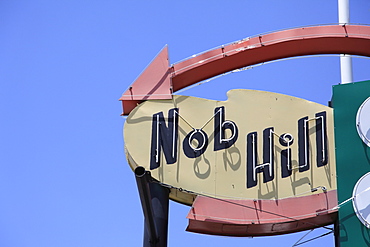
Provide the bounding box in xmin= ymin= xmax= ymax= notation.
xmin=172 ymin=110 xmax=177 ymax=158
xmin=302 ymin=119 xmax=309 ymax=169
xmin=156 ymin=114 xmax=159 ymax=163
xmin=221 ymin=121 xmax=237 ymax=142
xmin=188 ymin=129 xmax=206 ymax=151
xmin=317 ymin=116 xmax=326 ymax=163
xmin=302 ymin=116 xmax=326 ymax=169
xmin=252 ymin=129 xmax=274 ymax=182
xmin=281 ymin=133 xmax=294 ymax=170
xmin=217 ymin=107 xmax=236 ymax=143
xmin=155 ymin=110 xmax=178 ymax=164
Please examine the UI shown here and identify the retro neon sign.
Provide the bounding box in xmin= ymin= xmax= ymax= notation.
xmin=124 ymin=90 xmax=337 ymax=236
xmin=121 ymin=25 xmax=370 ymax=236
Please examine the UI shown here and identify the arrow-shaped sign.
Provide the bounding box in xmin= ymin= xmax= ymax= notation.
xmin=120 ymin=25 xmax=370 ymax=115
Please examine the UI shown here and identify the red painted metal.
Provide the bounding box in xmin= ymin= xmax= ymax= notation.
xmin=186 ymin=190 xmax=338 ymax=236
xmin=120 ymin=46 xmax=172 ymax=115
xmin=120 ymin=25 xmax=370 ymax=115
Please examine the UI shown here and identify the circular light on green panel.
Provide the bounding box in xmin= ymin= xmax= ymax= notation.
xmin=352 ymin=172 xmax=370 ymax=228
xmin=356 ymin=97 xmax=370 ymax=147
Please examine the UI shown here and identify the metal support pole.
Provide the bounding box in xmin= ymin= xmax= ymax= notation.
xmin=135 ymin=166 xmax=169 ymax=247
xmin=334 ymin=219 xmax=340 ymax=247
xmin=338 ymin=0 xmax=353 ymax=84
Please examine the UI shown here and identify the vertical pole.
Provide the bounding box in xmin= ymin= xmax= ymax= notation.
xmin=336 ymin=1 xmax=352 ymax=246
xmin=338 ymin=0 xmax=353 ymax=84
xmin=144 ymin=181 xmax=169 ymax=247
xmin=334 ymin=219 xmax=340 ymax=247
xmin=135 ymin=166 xmax=169 ymax=247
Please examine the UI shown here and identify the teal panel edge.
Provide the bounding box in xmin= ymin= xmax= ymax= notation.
xmin=332 ymin=80 xmax=370 ymax=247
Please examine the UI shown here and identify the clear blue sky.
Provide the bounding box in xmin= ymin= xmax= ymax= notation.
xmin=1 ymin=1 xmax=370 ymax=246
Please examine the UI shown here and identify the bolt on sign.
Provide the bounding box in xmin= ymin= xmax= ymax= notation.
xmin=120 ymin=25 xmax=370 ymax=238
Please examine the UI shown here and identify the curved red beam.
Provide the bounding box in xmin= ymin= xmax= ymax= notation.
xmin=120 ymin=24 xmax=370 ymax=115
xmin=186 ymin=191 xmax=337 ymax=237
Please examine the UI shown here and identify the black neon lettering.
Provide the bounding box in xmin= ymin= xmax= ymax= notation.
xmin=183 ymin=129 xmax=208 ymax=158
xmin=214 ymin=106 xmax=238 ymax=151
xmin=280 ymin=133 xmax=294 ymax=178
xmin=246 ymin=128 xmax=274 ymax=188
xmin=298 ymin=117 xmax=310 ymax=172
xmin=150 ymin=108 xmax=179 ymax=170
xmin=315 ymin=111 xmax=328 ymax=167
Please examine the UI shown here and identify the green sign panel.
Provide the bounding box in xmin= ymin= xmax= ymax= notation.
xmin=332 ymin=80 xmax=370 ymax=246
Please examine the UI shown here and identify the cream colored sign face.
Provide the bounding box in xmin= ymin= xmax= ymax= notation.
xmin=124 ymin=90 xmax=336 ymax=205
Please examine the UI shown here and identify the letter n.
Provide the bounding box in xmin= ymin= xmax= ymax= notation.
xmin=150 ymin=108 xmax=179 ymax=170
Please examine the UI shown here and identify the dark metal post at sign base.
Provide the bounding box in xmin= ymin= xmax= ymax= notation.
xmin=334 ymin=219 xmax=340 ymax=247
xmin=135 ymin=166 xmax=169 ymax=247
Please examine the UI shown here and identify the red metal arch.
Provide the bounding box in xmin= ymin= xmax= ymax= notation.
xmin=120 ymin=24 xmax=370 ymax=115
